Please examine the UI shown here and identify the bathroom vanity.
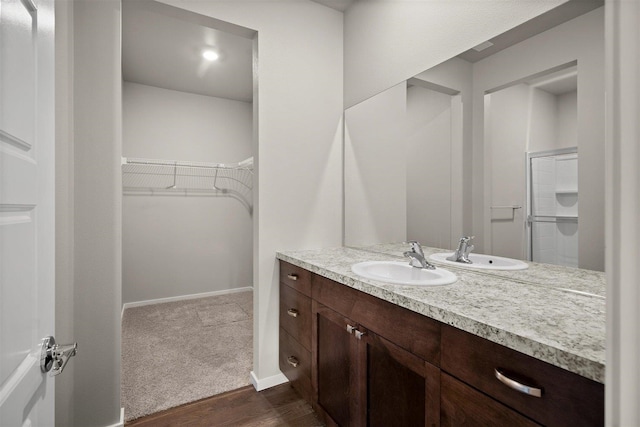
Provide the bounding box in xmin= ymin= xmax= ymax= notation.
xmin=276 ymin=245 xmax=605 ymax=426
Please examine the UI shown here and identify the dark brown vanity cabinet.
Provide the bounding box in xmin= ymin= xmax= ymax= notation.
xmin=278 ymin=260 xmax=604 ymax=427
xmin=314 ymin=303 xmax=440 ymax=427
xmin=441 ymin=325 xmax=604 ymax=427
xmin=279 ymin=262 xmax=313 ymax=401
xmin=293 ymin=263 xmax=441 ymax=427
xmin=440 ymin=373 xmax=541 ymax=427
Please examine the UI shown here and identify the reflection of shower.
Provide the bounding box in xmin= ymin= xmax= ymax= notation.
xmin=526 ymin=148 xmax=578 ymax=267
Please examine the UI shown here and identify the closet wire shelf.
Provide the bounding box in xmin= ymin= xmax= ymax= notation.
xmin=122 ymin=157 xmax=253 ymax=200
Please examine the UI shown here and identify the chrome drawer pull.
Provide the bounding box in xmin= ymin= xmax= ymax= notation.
xmin=287 ymin=274 xmax=298 ymax=281
xmin=346 ymin=324 xmax=357 ymax=334
xmin=495 ymin=369 xmax=542 ymax=398
xmin=354 ymin=330 xmax=366 ymax=340
xmin=287 ymin=308 xmax=299 ymax=318
xmin=287 ymin=356 xmax=299 ymax=368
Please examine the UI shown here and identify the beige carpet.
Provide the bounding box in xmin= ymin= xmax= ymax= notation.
xmin=121 ymin=291 xmax=253 ymax=422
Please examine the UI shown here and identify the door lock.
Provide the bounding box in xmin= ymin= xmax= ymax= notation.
xmin=40 ymin=336 xmax=77 ymax=376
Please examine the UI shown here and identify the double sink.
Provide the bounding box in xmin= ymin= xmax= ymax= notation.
xmin=351 ymin=252 xmax=528 ymax=286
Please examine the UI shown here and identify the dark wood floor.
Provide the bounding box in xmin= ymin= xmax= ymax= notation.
xmin=125 ymin=384 xmax=324 ymax=427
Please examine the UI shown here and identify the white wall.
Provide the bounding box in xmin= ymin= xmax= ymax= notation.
xmin=72 ymin=0 xmax=122 ymax=425
xmin=54 ymin=0 xmax=75 ymax=425
xmin=605 ymin=0 xmax=640 ymax=422
xmin=344 ymin=0 xmax=567 ymax=107
xmin=123 ymin=82 xmax=252 ymax=162
xmin=406 ymin=86 xmax=452 ymax=249
xmin=157 ymin=0 xmax=344 ymax=387
xmin=474 ymin=7 xmax=604 ymax=271
xmin=344 ymin=57 xmax=471 ymax=250
xmin=413 ymin=57 xmax=472 ymax=244
xmin=529 ymin=88 xmax=577 ymax=152
xmin=529 ymin=88 xmax=558 ymax=152
xmin=344 ymin=83 xmax=407 ymax=246
xmin=122 ymin=82 xmax=252 ymax=304
xmin=59 ymin=2 xmax=342 ymax=422
xmin=485 ymin=84 xmax=529 ymax=259
xmin=556 ymin=91 xmax=578 ymax=148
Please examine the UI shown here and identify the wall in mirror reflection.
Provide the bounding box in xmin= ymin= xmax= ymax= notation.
xmin=344 ymin=6 xmax=604 ymax=271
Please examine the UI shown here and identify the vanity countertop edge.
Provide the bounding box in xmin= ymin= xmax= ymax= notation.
xmin=276 ymin=245 xmax=605 ymax=384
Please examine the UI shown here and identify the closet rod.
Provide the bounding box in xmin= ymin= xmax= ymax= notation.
xmin=122 ymin=156 xmax=253 ymax=170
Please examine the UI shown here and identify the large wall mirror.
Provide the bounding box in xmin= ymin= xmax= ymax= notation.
xmin=344 ymin=0 xmax=604 ymax=273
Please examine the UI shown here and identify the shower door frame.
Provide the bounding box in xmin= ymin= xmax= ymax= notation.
xmin=525 ymin=146 xmax=578 ymax=263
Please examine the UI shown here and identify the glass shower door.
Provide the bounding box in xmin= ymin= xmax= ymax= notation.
xmin=527 ymin=149 xmax=578 ymax=267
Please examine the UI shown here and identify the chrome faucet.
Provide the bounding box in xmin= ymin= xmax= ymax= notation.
xmin=403 ymin=241 xmax=436 ymax=270
xmin=447 ymin=236 xmax=475 ymax=263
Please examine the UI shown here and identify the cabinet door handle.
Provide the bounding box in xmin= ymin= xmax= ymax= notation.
xmin=287 ymin=308 xmax=299 ymax=318
xmin=354 ymin=330 xmax=366 ymax=340
xmin=495 ymin=369 xmax=542 ymax=397
xmin=287 ymin=274 xmax=298 ymax=281
xmin=287 ymin=356 xmax=299 ymax=368
xmin=346 ymin=324 xmax=357 ymax=334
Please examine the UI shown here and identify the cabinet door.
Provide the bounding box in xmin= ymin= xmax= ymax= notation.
xmin=314 ymin=303 xmax=359 ymax=426
xmin=314 ymin=302 xmax=441 ymax=427
xmin=360 ymin=329 xmax=440 ymax=427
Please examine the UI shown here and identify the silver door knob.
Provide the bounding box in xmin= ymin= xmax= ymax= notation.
xmin=40 ymin=336 xmax=77 ymax=376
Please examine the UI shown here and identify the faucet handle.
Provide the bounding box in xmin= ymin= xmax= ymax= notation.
xmin=460 ymin=236 xmax=475 ymax=243
xmin=405 ymin=240 xmax=424 ymax=255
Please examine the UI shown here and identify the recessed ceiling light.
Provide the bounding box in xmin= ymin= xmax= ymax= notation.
xmin=202 ymin=49 xmax=219 ymax=61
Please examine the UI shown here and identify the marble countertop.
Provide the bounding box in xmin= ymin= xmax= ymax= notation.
xmin=276 ymin=244 xmax=605 ymax=383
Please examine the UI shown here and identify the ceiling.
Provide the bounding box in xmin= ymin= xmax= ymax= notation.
xmin=122 ymin=1 xmax=254 ymax=102
xmin=457 ymin=0 xmax=603 ymax=62
xmin=528 ymin=67 xmax=578 ymax=96
xmin=122 ymin=0 xmax=598 ymax=102
xmin=310 ymin=0 xmax=354 ymax=12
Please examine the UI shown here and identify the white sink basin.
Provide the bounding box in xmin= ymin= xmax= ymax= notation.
xmin=351 ymin=261 xmax=457 ymax=286
xmin=429 ymin=252 xmax=528 ymax=270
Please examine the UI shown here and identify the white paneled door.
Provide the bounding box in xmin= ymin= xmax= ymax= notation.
xmin=0 ymin=0 xmax=57 ymax=425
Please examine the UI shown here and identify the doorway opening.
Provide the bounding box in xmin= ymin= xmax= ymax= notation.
xmin=120 ymin=1 xmax=257 ymax=422
xmin=484 ymin=63 xmax=577 ymax=262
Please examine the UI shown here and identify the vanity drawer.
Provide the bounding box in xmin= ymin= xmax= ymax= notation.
xmin=441 ymin=373 xmax=541 ymax=427
xmin=441 ymin=325 xmax=604 ymax=426
xmin=279 ymin=327 xmax=312 ymax=402
xmin=279 ymin=261 xmax=311 ymax=296
xmin=279 ymin=282 xmax=312 ymax=351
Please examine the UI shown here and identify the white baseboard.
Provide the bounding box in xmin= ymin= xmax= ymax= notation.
xmin=250 ymin=371 xmax=288 ymax=391
xmin=122 ymin=287 xmax=253 ymax=314
xmin=104 ymin=408 xmax=124 ymax=427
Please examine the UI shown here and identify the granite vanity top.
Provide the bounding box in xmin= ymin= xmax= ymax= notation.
xmin=276 ymin=244 xmax=605 ymax=383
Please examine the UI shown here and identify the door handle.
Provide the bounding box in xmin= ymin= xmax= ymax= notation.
xmin=40 ymin=336 xmax=77 ymax=376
